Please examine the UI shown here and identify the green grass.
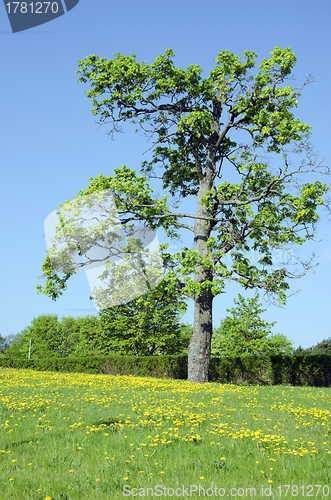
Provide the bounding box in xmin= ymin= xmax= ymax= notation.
xmin=0 ymin=365 xmax=330 ymax=499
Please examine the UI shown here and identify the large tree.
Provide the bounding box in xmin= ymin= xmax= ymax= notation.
xmin=37 ymin=46 xmax=330 ymax=383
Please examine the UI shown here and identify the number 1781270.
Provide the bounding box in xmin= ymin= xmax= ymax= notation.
xmin=5 ymin=2 xmax=60 ymax=14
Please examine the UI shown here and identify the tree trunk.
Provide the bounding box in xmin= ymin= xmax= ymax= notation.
xmin=188 ymin=279 xmax=213 ymax=383
xmin=187 ymin=179 xmax=214 ymax=383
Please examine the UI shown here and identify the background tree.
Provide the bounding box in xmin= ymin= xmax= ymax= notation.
xmin=3 ymin=314 xmax=66 ymax=360
xmin=54 ymin=315 xmax=84 ymax=357
xmin=93 ymin=278 xmax=191 ymax=356
xmin=3 ymin=314 xmax=107 ymax=360
xmin=211 ymin=293 xmax=294 ymax=356
xmin=265 ymin=332 xmax=295 ymax=355
xmin=37 ymin=46 xmax=330 ymax=383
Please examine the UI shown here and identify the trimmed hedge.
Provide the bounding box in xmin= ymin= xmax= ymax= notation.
xmin=1 ymin=353 xmax=330 ymax=387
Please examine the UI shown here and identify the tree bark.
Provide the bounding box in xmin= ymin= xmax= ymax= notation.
xmin=188 ymin=275 xmax=213 ymax=383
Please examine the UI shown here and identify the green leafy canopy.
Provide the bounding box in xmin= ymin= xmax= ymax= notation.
xmin=40 ymin=45 xmax=329 ymax=306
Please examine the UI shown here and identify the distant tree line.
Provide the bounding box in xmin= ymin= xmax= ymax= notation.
xmin=0 ymin=277 xmax=192 ymax=359
xmin=1 ymin=289 xmax=328 ymax=359
xmin=294 ymin=339 xmax=331 ymax=355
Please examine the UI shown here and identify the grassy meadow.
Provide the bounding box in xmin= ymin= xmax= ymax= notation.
xmin=0 ymin=365 xmax=330 ymax=499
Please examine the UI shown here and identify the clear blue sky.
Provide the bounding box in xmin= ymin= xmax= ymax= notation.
xmin=1 ymin=0 xmax=330 ymax=350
